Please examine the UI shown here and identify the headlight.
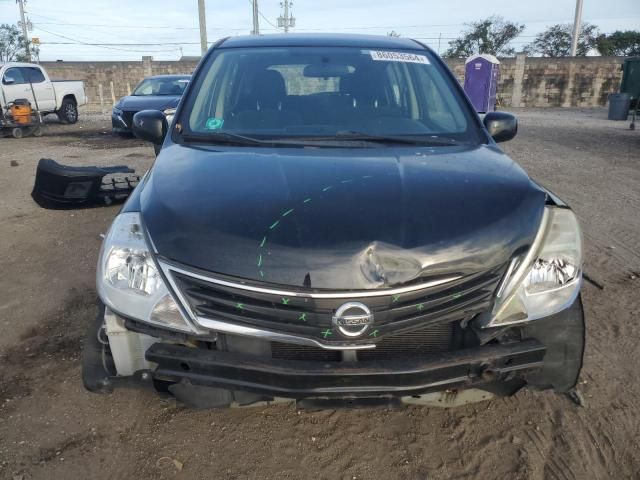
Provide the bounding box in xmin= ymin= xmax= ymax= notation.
xmin=97 ymin=212 xmax=194 ymax=332
xmin=486 ymin=207 xmax=582 ymax=327
xmin=112 ymin=107 xmax=123 ymax=115
xmin=163 ymin=108 xmax=176 ymax=125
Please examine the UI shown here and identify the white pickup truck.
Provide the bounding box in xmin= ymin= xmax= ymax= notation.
xmin=0 ymin=62 xmax=87 ymax=123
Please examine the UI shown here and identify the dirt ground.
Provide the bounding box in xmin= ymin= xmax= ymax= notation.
xmin=0 ymin=108 xmax=639 ymax=480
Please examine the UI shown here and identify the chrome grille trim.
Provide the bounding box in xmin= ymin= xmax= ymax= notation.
xmin=159 ymin=260 xmax=461 ymax=299
xmin=195 ymin=316 xmax=376 ymax=350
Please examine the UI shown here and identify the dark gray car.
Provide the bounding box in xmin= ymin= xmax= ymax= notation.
xmin=86 ymin=34 xmax=584 ymax=410
xmin=111 ymin=74 xmax=190 ymax=134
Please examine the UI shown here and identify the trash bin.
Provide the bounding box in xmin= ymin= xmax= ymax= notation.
xmin=608 ymin=93 xmax=631 ymax=121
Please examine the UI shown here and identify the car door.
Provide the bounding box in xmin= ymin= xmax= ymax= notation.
xmin=22 ymin=67 xmax=56 ymax=112
xmin=1 ymin=67 xmax=32 ymax=105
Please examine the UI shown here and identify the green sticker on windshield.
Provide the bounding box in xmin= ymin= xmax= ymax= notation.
xmin=205 ymin=117 xmax=224 ymax=130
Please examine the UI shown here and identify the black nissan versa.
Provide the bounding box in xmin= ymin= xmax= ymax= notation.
xmin=112 ymin=74 xmax=190 ymax=135
xmin=82 ymin=34 xmax=585 ymax=409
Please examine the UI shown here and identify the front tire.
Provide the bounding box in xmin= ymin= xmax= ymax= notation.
xmin=57 ymin=98 xmax=78 ymax=124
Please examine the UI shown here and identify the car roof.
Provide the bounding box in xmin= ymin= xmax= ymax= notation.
xmin=0 ymin=62 xmax=43 ymax=68
xmin=219 ymin=33 xmax=427 ymax=51
xmin=146 ymin=74 xmax=191 ymax=79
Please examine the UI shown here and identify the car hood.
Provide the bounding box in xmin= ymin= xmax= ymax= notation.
xmin=116 ymin=95 xmax=180 ymax=111
xmin=140 ymin=143 xmax=546 ymax=290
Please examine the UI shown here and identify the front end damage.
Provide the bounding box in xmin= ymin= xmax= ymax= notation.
xmin=82 ymin=156 xmax=585 ymax=408
xmin=82 ymin=295 xmax=584 ymax=409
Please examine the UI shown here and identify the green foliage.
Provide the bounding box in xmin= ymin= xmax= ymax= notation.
xmin=0 ymin=23 xmax=31 ymax=62
xmin=596 ymin=31 xmax=640 ymax=56
xmin=525 ymin=23 xmax=599 ymax=57
xmin=444 ymin=16 xmax=525 ymax=58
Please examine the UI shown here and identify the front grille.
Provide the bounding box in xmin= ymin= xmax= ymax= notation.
xmin=272 ymin=322 xmax=456 ymax=362
xmin=271 ymin=343 xmax=342 ymax=362
xmin=170 ymin=262 xmax=506 ymax=347
xmin=357 ymin=321 xmax=455 ymax=360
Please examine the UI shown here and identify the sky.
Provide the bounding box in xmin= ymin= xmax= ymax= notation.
xmin=0 ymin=0 xmax=638 ymax=61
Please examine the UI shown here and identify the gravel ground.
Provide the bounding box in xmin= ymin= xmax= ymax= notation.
xmin=0 ymin=108 xmax=639 ymax=480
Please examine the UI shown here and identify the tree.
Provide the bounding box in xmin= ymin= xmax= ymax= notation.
xmin=444 ymin=16 xmax=525 ymax=58
xmin=596 ymin=30 xmax=640 ymax=56
xmin=0 ymin=24 xmax=30 ymax=62
xmin=526 ymin=23 xmax=599 ymax=57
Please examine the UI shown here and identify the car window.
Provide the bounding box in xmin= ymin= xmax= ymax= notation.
xmin=2 ymin=67 xmax=26 ymax=85
xmin=22 ymin=67 xmax=46 ymax=83
xmin=184 ymin=46 xmax=479 ymax=142
xmin=411 ymin=62 xmax=467 ymax=132
xmin=133 ymin=77 xmax=189 ymax=96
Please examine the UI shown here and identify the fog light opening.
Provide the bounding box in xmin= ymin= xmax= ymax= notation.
xmin=481 ymin=368 xmax=497 ymax=382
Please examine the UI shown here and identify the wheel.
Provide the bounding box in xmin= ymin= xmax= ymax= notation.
xmin=32 ymin=126 xmax=43 ymax=137
xmin=57 ymin=98 xmax=78 ymax=124
xmin=11 ymin=127 xmax=23 ymax=139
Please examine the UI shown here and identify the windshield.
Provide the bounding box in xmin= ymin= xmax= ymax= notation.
xmin=133 ymin=77 xmax=189 ymax=96
xmin=182 ymin=46 xmax=481 ymax=144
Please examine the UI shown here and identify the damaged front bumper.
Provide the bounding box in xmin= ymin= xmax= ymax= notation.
xmin=146 ymin=339 xmax=545 ymax=399
xmin=82 ymin=298 xmax=584 ymax=408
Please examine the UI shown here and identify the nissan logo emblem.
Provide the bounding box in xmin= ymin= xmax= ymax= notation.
xmin=331 ymin=302 xmax=374 ymax=337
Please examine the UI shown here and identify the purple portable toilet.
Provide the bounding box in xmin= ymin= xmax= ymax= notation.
xmin=463 ymin=54 xmax=500 ymax=113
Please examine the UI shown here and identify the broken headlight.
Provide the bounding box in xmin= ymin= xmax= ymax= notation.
xmin=486 ymin=207 xmax=582 ymax=327
xmin=97 ymin=212 xmax=194 ymax=332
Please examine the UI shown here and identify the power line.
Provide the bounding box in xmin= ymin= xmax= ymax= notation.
xmin=246 ymin=0 xmax=279 ymax=30
xmin=39 ymin=41 xmax=202 ymax=46
xmin=34 ymin=26 xmax=182 ymax=53
xmin=36 ymin=21 xmax=201 ymax=30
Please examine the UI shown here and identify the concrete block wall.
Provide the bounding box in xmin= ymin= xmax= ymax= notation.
xmin=517 ymin=56 xmax=624 ymax=108
xmin=41 ymin=58 xmax=198 ymax=111
xmin=40 ymin=55 xmax=625 ymax=110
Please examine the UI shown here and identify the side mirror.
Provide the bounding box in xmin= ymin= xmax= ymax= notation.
xmin=132 ymin=110 xmax=167 ymax=145
xmin=3 ymin=76 xmax=15 ymax=85
xmin=483 ymin=111 xmax=517 ymax=143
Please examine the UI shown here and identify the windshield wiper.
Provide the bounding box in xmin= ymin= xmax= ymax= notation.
xmin=181 ymin=132 xmax=274 ymax=146
xmin=332 ymin=131 xmax=461 ymax=146
xmin=181 ymin=131 xmax=462 ymax=148
xmin=181 ymin=132 xmax=353 ymax=148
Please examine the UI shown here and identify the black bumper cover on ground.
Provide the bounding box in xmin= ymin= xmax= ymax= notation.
xmin=146 ymin=339 xmax=546 ymax=399
xmin=32 ymin=158 xmax=139 ymax=208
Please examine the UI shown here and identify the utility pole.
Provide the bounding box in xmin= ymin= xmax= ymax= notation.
xmin=198 ymin=0 xmax=208 ymax=55
xmin=16 ymin=0 xmax=31 ymax=61
xmin=283 ymin=1 xmax=289 ymax=33
xmin=251 ymin=0 xmax=259 ymax=35
xmin=570 ymin=0 xmax=583 ymax=57
xmin=277 ymin=1 xmax=295 ymax=33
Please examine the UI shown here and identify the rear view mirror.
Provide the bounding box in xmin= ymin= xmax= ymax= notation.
xmin=3 ymin=76 xmax=15 ymax=85
xmin=303 ymin=64 xmax=351 ymax=78
xmin=132 ymin=110 xmax=167 ymax=145
xmin=483 ymin=111 xmax=517 ymax=143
